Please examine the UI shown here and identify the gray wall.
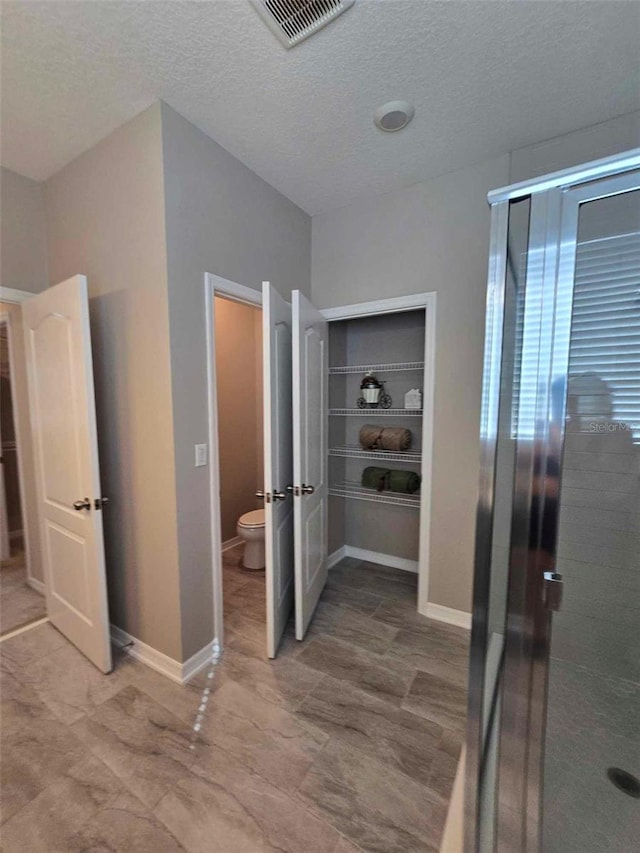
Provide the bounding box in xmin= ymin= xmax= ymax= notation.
xmin=45 ymin=104 xmax=184 ymax=661
xmin=312 ymin=111 xmax=640 ymax=616
xmin=1 ymin=167 xmax=48 ymax=293
xmin=312 ymin=154 xmax=510 ymax=614
xmin=160 ymin=104 xmax=311 ymax=658
xmin=509 ymin=110 xmax=640 ymax=183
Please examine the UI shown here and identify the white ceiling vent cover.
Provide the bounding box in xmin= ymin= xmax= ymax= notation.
xmin=251 ymin=0 xmax=355 ymax=48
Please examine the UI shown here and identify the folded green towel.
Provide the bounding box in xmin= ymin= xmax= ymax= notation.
xmin=361 ymin=466 xmax=389 ymax=492
xmin=388 ymin=469 xmax=421 ymax=494
xmin=361 ymin=467 xmax=421 ymax=494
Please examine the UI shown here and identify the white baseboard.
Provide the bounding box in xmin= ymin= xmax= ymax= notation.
xmin=222 ymin=536 xmax=243 ymax=552
xmin=110 ymin=624 xmax=218 ymax=685
xmin=0 ymin=616 xmax=49 ymax=642
xmin=327 ymin=546 xmax=346 ymax=569
xmin=440 ymin=745 xmax=465 ymax=852
xmin=182 ymin=640 xmax=220 ymax=683
xmin=343 ymin=545 xmax=418 ymax=574
xmin=424 ymin=602 xmax=472 ymax=630
xmin=27 ymin=576 xmax=46 ymax=595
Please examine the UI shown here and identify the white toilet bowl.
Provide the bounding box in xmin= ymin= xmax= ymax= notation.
xmin=236 ymin=509 xmax=266 ymax=570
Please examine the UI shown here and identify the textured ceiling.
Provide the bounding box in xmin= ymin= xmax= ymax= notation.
xmin=2 ymin=1 xmax=639 ymax=214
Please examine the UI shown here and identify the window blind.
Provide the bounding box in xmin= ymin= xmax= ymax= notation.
xmin=511 ymin=231 xmax=640 ymax=443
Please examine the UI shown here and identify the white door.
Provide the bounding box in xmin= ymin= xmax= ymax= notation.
xmin=262 ymin=282 xmax=294 ymax=658
xmin=23 ymin=276 xmax=111 ymax=672
xmin=292 ymin=290 xmax=328 ymax=640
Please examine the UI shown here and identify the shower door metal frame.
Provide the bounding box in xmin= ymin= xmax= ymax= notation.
xmin=466 ymin=148 xmax=640 ymax=853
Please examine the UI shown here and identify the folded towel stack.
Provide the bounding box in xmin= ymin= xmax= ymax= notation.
xmin=361 ymin=466 xmax=421 ymax=494
xmin=359 ymin=425 xmax=412 ymax=452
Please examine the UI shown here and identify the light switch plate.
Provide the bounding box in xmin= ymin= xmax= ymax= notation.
xmin=195 ymin=444 xmax=208 ymax=467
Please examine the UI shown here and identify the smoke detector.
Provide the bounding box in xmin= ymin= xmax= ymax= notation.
xmin=374 ymin=101 xmax=415 ymax=133
xmin=251 ymin=0 xmax=356 ymax=49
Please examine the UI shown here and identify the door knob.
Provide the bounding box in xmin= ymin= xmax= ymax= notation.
xmin=94 ymin=497 xmax=109 ymax=510
xmin=256 ymin=490 xmax=272 ymax=503
xmin=272 ymin=490 xmax=287 ymax=501
xmin=256 ymin=491 xmax=265 ymax=499
xmin=286 ymin=485 xmax=294 ymax=493
xmin=73 ymin=498 xmax=91 ymax=511
xmin=301 ymin=484 xmax=315 ymax=495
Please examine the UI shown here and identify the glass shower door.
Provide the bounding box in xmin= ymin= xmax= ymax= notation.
xmin=467 ymin=152 xmax=640 ymax=853
xmin=542 ymin=184 xmax=640 ymax=852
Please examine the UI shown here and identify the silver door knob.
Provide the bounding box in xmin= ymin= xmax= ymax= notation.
xmin=301 ymin=484 xmax=315 ymax=495
xmin=94 ymin=497 xmax=109 ymax=510
xmin=255 ymin=491 xmax=265 ymax=499
xmin=73 ymin=498 xmax=91 ymax=511
xmin=272 ymin=490 xmax=287 ymax=501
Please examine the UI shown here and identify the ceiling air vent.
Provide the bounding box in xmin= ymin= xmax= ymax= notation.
xmin=251 ymin=0 xmax=355 ymax=49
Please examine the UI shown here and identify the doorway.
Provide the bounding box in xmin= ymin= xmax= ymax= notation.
xmin=0 ymin=314 xmax=46 ymax=635
xmin=213 ymin=293 xmax=268 ymax=652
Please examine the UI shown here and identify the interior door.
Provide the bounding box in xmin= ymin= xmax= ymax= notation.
xmin=292 ymin=290 xmax=328 ymax=640
xmin=23 ymin=276 xmax=111 ymax=672
xmin=262 ymin=282 xmax=294 ymax=658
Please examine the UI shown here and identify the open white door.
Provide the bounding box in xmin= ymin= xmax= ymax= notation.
xmin=262 ymin=282 xmax=294 ymax=658
xmin=23 ymin=276 xmax=111 ymax=672
xmin=292 ymin=290 xmax=328 ymax=640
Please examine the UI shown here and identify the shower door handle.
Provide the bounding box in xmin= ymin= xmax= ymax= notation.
xmin=543 ymin=571 xmax=563 ymax=612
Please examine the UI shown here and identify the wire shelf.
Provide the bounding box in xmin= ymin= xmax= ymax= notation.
xmin=329 ymin=361 xmax=424 ymax=375
xmin=329 ymin=445 xmax=422 ymax=463
xmin=330 ymin=408 xmax=423 ymax=417
xmin=329 ymin=481 xmax=421 ymax=508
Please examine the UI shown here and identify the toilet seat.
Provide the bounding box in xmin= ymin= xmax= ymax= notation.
xmin=238 ymin=509 xmax=265 ymax=529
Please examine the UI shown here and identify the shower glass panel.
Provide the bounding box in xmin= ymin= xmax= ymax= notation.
xmin=542 ymin=188 xmax=640 ymax=852
xmin=473 ymin=196 xmax=531 ymax=853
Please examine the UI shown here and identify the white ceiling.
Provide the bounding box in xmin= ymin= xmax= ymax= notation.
xmin=2 ymin=1 xmax=639 ymax=215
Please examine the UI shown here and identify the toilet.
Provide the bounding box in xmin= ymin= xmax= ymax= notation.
xmin=236 ymin=509 xmax=266 ymax=570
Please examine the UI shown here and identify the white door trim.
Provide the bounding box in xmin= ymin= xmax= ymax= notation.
xmin=0 ymin=287 xmax=35 ymax=304
xmin=322 ymin=291 xmax=437 ymax=617
xmin=0 ymin=311 xmax=38 ymax=591
xmin=320 ymin=292 xmax=434 ymax=321
xmin=204 ymin=273 xmax=262 ymax=651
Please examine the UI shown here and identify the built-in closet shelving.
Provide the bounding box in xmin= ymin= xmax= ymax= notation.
xmin=328 ymin=481 xmax=422 ymax=508
xmin=329 ymin=408 xmax=423 ymax=417
xmin=329 ymin=361 xmax=424 ymax=375
xmin=329 ymin=445 xmax=422 ymax=463
xmin=328 ymin=310 xmax=427 ymax=563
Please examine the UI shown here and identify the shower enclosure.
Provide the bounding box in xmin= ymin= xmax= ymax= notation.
xmin=467 ymin=150 xmax=640 ymax=852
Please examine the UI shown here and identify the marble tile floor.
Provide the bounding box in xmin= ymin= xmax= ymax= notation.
xmin=0 ymin=547 xmax=469 ymax=853
xmin=0 ymin=550 xmax=47 ymax=636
